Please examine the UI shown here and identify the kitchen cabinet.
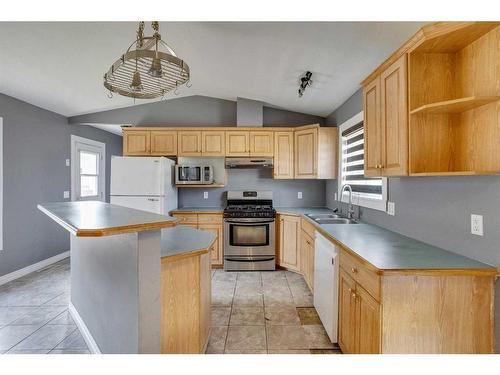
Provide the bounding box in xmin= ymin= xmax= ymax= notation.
xmin=249 ymin=131 xmax=274 ymax=156
xmin=150 ymin=130 xmax=177 ymax=156
xmin=123 ymin=130 xmax=150 ymax=155
xmin=338 ymin=268 xmax=381 ymax=354
xmin=225 ymin=131 xmax=249 ymax=156
xmin=273 ymin=131 xmax=294 ymax=179
xmin=178 ymin=131 xmax=202 ymax=156
xmin=294 ymin=126 xmax=337 ymax=179
xmin=299 ymin=229 xmax=314 ymax=291
xmin=362 ymin=22 xmax=500 ymax=176
xmin=277 ymin=214 xmax=300 ymax=271
xmin=363 ymin=55 xmax=407 ymax=177
xmin=171 ymin=212 xmax=224 ymax=268
xmin=201 ymin=131 xmax=225 ymax=156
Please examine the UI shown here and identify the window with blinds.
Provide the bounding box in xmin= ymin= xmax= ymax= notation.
xmin=340 ymin=120 xmax=383 ymax=200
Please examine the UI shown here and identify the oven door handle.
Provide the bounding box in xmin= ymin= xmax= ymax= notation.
xmin=224 ymin=219 xmax=275 ymax=225
xmin=225 ymin=257 xmax=275 ymax=262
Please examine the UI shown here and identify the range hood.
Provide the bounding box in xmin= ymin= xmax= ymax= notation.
xmin=225 ymin=157 xmax=274 ymax=169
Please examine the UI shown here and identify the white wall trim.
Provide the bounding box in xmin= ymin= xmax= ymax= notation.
xmin=69 ymin=302 xmax=101 ymax=354
xmin=0 ymin=251 xmax=69 ymax=286
xmin=70 ymin=135 xmax=106 ymax=202
xmin=0 ymin=117 xmax=3 ymax=251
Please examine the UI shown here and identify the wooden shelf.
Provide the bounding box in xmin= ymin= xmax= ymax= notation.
xmin=410 ymin=96 xmax=500 ymax=115
xmin=175 ymin=183 xmax=225 ymax=188
xmin=409 ymin=171 xmax=477 ymax=177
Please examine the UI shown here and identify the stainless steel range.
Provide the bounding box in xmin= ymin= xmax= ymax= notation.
xmin=223 ymin=191 xmax=276 ymax=271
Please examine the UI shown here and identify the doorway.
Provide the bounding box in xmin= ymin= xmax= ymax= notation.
xmin=71 ymin=135 xmax=106 ymax=201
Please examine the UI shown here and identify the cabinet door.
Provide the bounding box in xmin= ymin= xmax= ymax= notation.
xmin=307 ymin=237 xmax=315 ymax=292
xmin=249 ymin=131 xmax=274 ymax=156
xmin=273 ymin=131 xmax=294 ymax=179
xmin=198 ymin=223 xmax=223 ymax=267
xmin=339 ymin=269 xmax=357 ymax=354
xmin=299 ymin=230 xmax=309 ymax=282
xmin=225 ymin=131 xmax=249 ymax=156
xmin=380 ymin=54 xmax=408 ymax=176
xmin=294 ymin=128 xmax=317 ymax=178
xmin=356 ymin=284 xmax=381 ymax=354
xmin=364 ymin=78 xmax=383 ymax=177
xmin=123 ymin=131 xmax=150 ymax=155
xmin=151 ymin=130 xmax=177 ymax=156
xmin=279 ymin=215 xmax=300 ymax=271
xmin=202 ymin=131 xmax=225 ymax=156
xmin=178 ymin=131 xmax=202 ymax=156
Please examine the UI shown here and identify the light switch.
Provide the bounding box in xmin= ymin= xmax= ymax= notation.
xmin=334 ymin=193 xmax=338 ymax=201
xmin=471 ymin=214 xmax=483 ymax=236
xmin=203 ymin=192 xmax=208 ymax=199
xmin=297 ymin=192 xmax=303 ymax=199
xmin=65 ymin=159 xmax=70 ymax=167
xmin=387 ymin=201 xmax=395 ymax=216
xmin=63 ymin=191 xmax=70 ymax=199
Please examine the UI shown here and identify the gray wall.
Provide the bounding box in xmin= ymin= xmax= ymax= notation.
xmin=325 ymin=88 xmax=500 ymax=351
xmin=0 ymin=93 xmax=123 ymax=277
xmin=69 ymin=95 xmax=324 ymax=127
xmin=179 ymin=169 xmax=326 ymax=208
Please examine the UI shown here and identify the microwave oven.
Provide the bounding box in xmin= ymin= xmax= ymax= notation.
xmin=175 ymin=165 xmax=214 ymax=185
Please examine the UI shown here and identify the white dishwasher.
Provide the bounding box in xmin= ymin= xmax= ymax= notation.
xmin=313 ymin=232 xmax=339 ymax=343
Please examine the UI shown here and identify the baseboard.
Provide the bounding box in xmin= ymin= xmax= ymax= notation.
xmin=0 ymin=251 xmax=70 ymax=286
xmin=69 ymin=302 xmax=101 ymax=354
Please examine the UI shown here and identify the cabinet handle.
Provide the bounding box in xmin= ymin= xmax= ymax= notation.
xmin=306 ymin=240 xmax=311 ymax=245
xmin=351 ymin=267 xmax=358 ymax=274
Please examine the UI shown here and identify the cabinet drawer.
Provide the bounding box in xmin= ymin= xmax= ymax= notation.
xmin=339 ymin=248 xmax=380 ymax=301
xmin=197 ymin=213 xmax=223 ymax=224
xmin=301 ymin=219 xmax=316 ymax=239
xmin=172 ymin=213 xmax=198 ymax=225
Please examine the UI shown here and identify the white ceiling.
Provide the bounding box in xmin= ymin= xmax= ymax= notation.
xmin=0 ymin=22 xmax=426 ymax=118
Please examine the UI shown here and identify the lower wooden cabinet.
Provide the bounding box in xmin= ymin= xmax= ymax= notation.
xmin=299 ymin=229 xmax=315 ymax=291
xmin=277 ymin=214 xmax=300 ymax=271
xmin=171 ymin=212 xmax=224 ymax=268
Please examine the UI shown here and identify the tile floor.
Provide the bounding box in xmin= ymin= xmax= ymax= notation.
xmin=208 ymin=269 xmax=341 ymax=354
xmin=0 ymin=259 xmax=90 ymax=354
xmin=1 ymin=259 xmax=340 ymax=355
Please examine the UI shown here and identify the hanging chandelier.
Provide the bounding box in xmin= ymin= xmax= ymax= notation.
xmin=103 ymin=21 xmax=190 ymax=99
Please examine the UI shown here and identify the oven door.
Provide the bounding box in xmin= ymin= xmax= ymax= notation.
xmin=176 ymin=166 xmax=202 ymax=184
xmin=224 ymin=218 xmax=275 ymax=257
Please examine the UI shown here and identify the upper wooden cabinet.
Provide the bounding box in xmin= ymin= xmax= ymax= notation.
xmin=273 ymin=131 xmax=294 ymax=179
xmin=362 ymin=22 xmax=500 ymax=176
xmin=364 ymin=55 xmax=408 ymax=177
xmin=151 ymin=130 xmax=177 ymax=156
xmin=294 ymin=126 xmax=337 ymax=179
xmin=201 ymin=131 xmax=225 ymax=156
xmin=178 ymin=131 xmax=202 ymax=156
xmin=123 ymin=130 xmax=150 ymax=155
xmin=249 ymin=131 xmax=274 ymax=156
xmin=225 ymin=131 xmax=249 ymax=156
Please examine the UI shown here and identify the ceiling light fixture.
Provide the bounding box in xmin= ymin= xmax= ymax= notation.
xmin=298 ymin=71 xmax=313 ymax=98
xmin=103 ymin=21 xmax=191 ymax=99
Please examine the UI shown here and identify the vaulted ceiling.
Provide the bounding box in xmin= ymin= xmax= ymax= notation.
xmin=0 ymin=22 xmax=426 ymax=118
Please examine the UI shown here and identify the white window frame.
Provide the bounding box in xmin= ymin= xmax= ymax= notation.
xmin=71 ymin=135 xmax=106 ymax=202
xmin=337 ymin=111 xmax=387 ymax=212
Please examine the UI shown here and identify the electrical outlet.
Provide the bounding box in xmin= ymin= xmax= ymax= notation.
xmin=63 ymin=191 xmax=70 ymax=199
xmin=387 ymin=201 xmax=395 ymax=216
xmin=65 ymin=159 xmax=70 ymax=167
xmin=297 ymin=192 xmax=303 ymax=199
xmin=334 ymin=193 xmax=338 ymax=201
xmin=471 ymin=214 xmax=484 ymax=236
xmin=203 ymin=191 xmax=208 ymax=199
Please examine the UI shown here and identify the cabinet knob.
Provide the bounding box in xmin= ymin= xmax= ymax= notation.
xmin=351 ymin=267 xmax=357 ymax=274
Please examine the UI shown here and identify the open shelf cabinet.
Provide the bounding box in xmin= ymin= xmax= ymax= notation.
xmin=407 ymin=23 xmax=500 ymax=176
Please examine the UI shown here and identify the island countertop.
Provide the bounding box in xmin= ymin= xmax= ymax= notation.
xmin=38 ymin=201 xmax=178 ymax=237
xmin=161 ymin=226 xmax=216 ymax=260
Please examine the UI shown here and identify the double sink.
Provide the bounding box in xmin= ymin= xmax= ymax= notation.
xmin=305 ymin=213 xmax=358 ymax=225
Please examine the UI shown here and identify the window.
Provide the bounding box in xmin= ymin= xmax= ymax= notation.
xmin=71 ymin=135 xmax=106 ymax=201
xmin=338 ymin=111 xmax=387 ymax=211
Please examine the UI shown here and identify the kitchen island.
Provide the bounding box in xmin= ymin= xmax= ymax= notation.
xmin=38 ymin=201 xmax=214 ymax=354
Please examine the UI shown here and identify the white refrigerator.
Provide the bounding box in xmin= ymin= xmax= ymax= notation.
xmin=110 ymin=156 xmax=177 ymax=215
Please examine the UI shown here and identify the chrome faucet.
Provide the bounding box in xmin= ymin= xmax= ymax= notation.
xmin=340 ymin=184 xmax=354 ymax=220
